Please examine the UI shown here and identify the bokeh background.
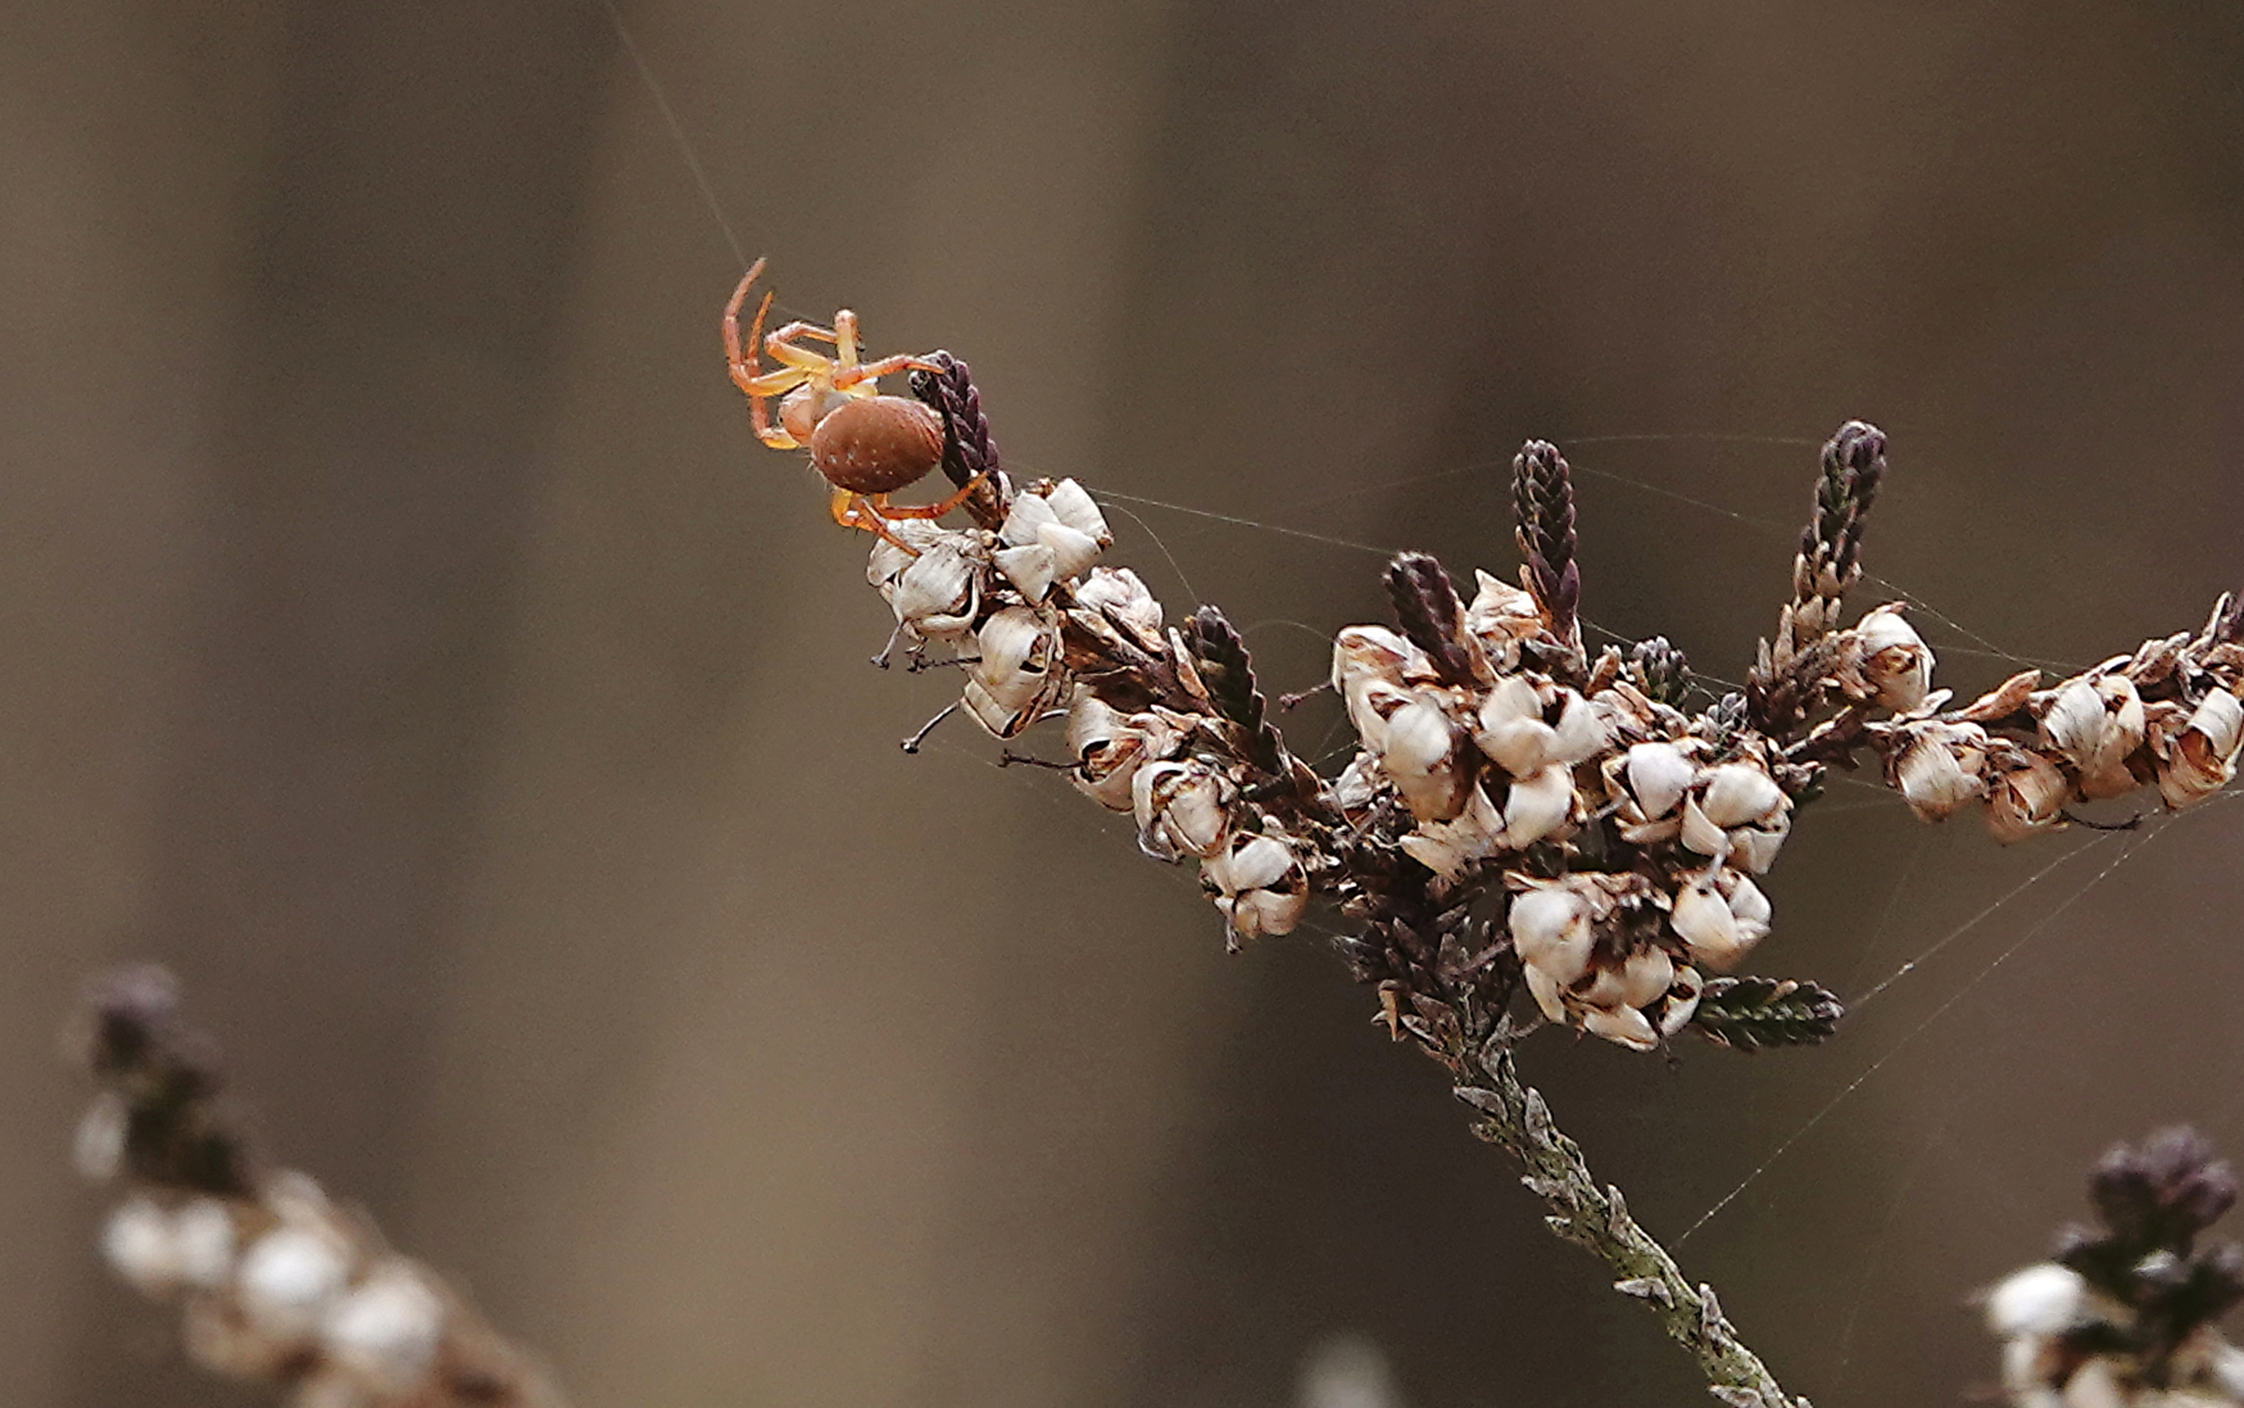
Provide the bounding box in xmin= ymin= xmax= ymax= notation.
xmin=5 ymin=3 xmax=2243 ymax=1405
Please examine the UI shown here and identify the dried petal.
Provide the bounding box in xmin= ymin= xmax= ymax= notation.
xmin=1036 ymin=522 xmax=1102 ymax=583
xmin=1043 ymin=478 xmax=1111 ymax=542
xmin=1699 ymin=763 xmax=1785 ymax=829
xmin=1474 ymin=676 xmax=1558 ymax=775
xmin=1581 ymin=1003 xmax=1659 ymax=1051
xmin=1892 ymin=720 xmax=1989 ymax=820
xmin=992 ymin=543 xmax=1055 ymax=602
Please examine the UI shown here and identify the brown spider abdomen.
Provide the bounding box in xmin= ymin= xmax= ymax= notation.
xmin=810 ymin=395 xmax=946 ymax=496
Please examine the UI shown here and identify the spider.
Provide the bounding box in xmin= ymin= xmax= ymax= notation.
xmin=724 ymin=259 xmax=984 ymax=552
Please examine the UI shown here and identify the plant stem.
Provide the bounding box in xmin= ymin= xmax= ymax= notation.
xmin=1453 ymin=1043 xmax=1808 ymax=1407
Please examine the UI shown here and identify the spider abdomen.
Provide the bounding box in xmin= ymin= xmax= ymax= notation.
xmin=810 ymin=395 xmax=946 ymax=496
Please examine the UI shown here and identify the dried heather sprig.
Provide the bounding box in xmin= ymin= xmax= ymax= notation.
xmin=74 ymin=967 xmax=564 ymax=1408
xmin=745 ymin=289 xmax=2243 ymax=1404
xmin=1751 ymin=421 xmax=1890 ymax=738
xmin=1628 ymin=636 xmax=1693 ymax=709
xmin=908 ymin=350 xmax=1009 ymax=532
xmin=1511 ymin=440 xmax=1584 ymax=675
xmin=1985 ymin=1128 xmax=2244 ymax=1405
xmin=1689 ymin=976 xmax=1846 ymax=1053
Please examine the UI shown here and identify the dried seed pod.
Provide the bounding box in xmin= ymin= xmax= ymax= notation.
xmin=963 ymin=606 xmax=1067 ymax=737
xmin=1133 ymin=758 xmax=1236 ymax=860
xmin=1333 ymin=625 xmax=1430 ymax=748
xmin=1678 ymin=761 xmax=1791 ymax=870
xmin=2158 ymin=687 xmax=2243 ymax=809
xmin=1042 ymin=477 xmax=1111 ymax=543
xmin=1201 ymin=829 xmax=1310 ymax=942
xmin=1668 ymin=869 xmax=1772 ymax=972
xmin=1623 ymin=741 xmax=1695 ymax=822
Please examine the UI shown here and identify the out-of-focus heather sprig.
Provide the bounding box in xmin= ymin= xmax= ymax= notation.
xmin=1986 ymin=1128 xmax=2244 ymax=1406
xmin=73 ymin=966 xmax=563 ymax=1408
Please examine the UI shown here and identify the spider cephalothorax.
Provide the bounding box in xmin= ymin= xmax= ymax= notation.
xmin=724 ymin=259 xmax=983 ymax=551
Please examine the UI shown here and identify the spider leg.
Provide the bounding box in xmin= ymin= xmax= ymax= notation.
xmin=870 ymin=473 xmax=988 ymax=521
xmin=835 ymin=309 xmax=861 ymax=378
xmin=831 ymin=488 xmax=922 ymax=554
xmin=832 ymin=352 xmax=948 ymax=392
xmin=721 ymin=257 xmax=770 ymax=372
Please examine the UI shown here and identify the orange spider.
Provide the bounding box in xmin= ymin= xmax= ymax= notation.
xmin=724 ymin=258 xmax=983 ymax=551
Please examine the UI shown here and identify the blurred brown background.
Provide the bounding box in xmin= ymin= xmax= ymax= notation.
xmin=4 ymin=3 xmax=2242 ymax=1405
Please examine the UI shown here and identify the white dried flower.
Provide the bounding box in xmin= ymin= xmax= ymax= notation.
xmin=173 ymin=1199 xmax=239 ymax=1289
xmin=1380 ymin=696 xmax=1473 ymax=822
xmin=2041 ymin=673 xmax=2147 ymax=800
xmin=1042 ymin=478 xmax=1111 ymax=543
xmin=1986 ymin=748 xmax=2070 ymax=843
xmin=1463 ymin=569 xmax=1542 ymax=666
xmin=103 ymin=1196 xmax=186 ymax=1296
xmin=1399 ymin=782 xmax=1504 ymax=881
xmin=1550 ymin=689 xmax=1609 ymax=764
xmin=1332 ymin=626 xmax=1427 ymax=748
xmin=237 ymin=1225 xmax=354 ymax=1339
xmin=1984 ymin=1263 xmax=2090 ymax=1340
xmin=1201 ymin=830 xmax=1309 ymax=941
xmin=992 ymin=543 xmax=1056 ymax=602
xmin=1072 ymin=566 xmax=1163 ymax=638
xmin=1473 ymin=676 xmax=1557 ymax=776
xmin=1892 ymin=719 xmax=1991 ymax=820
xmin=1620 ymin=741 xmax=1695 ymax=825
xmin=321 ymin=1262 xmax=447 ymax=1392
xmin=1133 ymin=758 xmax=1235 ymax=860
xmin=963 ymin=606 xmax=1066 ymax=737
xmin=74 ymin=1092 xmax=127 ymax=1181
xmin=1670 ymin=872 xmax=1746 ymax=971
xmin=1615 ymin=946 xmax=1674 ymax=1009
xmin=1065 ymin=694 xmax=1185 ymax=811
xmin=1496 ymin=762 xmax=1576 ymax=848
xmin=1509 ymin=883 xmax=1594 ymax=1000
xmin=2159 ymin=687 xmax=2243 ymax=809
xmin=1698 ymin=763 xmax=1785 ymax=829
xmin=1853 ymin=603 xmax=1934 ymax=712
xmin=886 ymin=533 xmax=983 ymax=632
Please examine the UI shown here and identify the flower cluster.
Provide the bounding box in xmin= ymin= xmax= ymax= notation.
xmin=73 ymin=966 xmax=561 ymax=1408
xmin=860 ymin=368 xmax=2244 ymax=1057
xmin=1985 ymin=1127 xmax=2244 ymax=1406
